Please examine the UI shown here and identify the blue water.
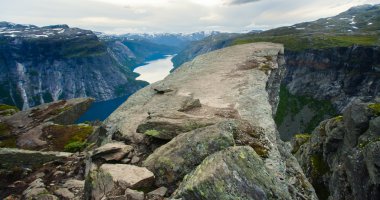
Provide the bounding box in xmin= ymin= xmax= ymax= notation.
xmin=76 ymin=95 xmax=130 ymax=123
xmin=76 ymin=55 xmax=174 ymax=123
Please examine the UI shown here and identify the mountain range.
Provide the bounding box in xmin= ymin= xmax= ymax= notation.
xmin=0 ymin=22 xmax=219 ymax=110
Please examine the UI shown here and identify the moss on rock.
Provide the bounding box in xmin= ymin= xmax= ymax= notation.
xmin=368 ymin=103 xmax=380 ymax=116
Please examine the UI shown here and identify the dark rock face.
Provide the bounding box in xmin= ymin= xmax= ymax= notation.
xmin=292 ymin=100 xmax=380 ymax=200
xmin=0 ymin=22 xmax=147 ymax=110
xmin=284 ymin=46 xmax=380 ymax=112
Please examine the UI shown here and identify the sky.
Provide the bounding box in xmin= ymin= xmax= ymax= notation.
xmin=0 ymin=0 xmax=379 ymax=34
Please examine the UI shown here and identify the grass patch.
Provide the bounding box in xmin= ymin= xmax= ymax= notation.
xmin=292 ymin=133 xmax=311 ymax=154
xmin=0 ymin=104 xmax=19 ymax=112
xmin=275 ymin=85 xmax=337 ymax=134
xmin=43 ymin=124 xmax=93 ymax=151
xmin=50 ymin=105 xmax=73 ymax=115
xmin=333 ymin=115 xmax=343 ymax=122
xmin=232 ymin=34 xmax=379 ymax=52
xmin=0 ymin=122 xmax=17 ymax=148
xmin=144 ymin=129 xmax=160 ymax=137
xmin=311 ymin=154 xmax=330 ymax=178
xmin=64 ymin=141 xmax=88 ymax=152
xmin=310 ymin=154 xmax=330 ymax=200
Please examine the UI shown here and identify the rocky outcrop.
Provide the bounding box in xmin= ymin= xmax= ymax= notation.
xmin=291 ymin=100 xmax=380 ymax=200
xmin=173 ymin=146 xmax=291 ymax=199
xmin=0 ymin=148 xmax=71 ymax=170
xmin=0 ymin=22 xmax=147 ymax=109
xmin=142 ymin=121 xmax=236 ymax=188
xmin=0 ymin=149 xmax=87 ymax=199
xmin=0 ymin=98 xmax=94 ymax=150
xmin=86 ymin=43 xmax=317 ymax=199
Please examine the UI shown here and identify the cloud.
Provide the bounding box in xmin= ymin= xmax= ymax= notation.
xmin=1 ymin=0 xmax=380 ymax=34
xmin=227 ymin=0 xmax=260 ymax=5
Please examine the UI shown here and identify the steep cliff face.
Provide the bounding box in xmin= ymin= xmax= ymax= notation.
xmin=284 ymin=46 xmax=380 ymax=112
xmin=83 ymin=43 xmax=317 ymax=199
xmin=276 ymin=46 xmax=380 ymax=140
xmin=0 ymin=22 xmax=148 ymax=110
xmin=291 ymin=100 xmax=380 ymax=200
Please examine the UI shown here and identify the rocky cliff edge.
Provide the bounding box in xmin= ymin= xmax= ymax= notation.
xmin=84 ymin=43 xmax=317 ymax=199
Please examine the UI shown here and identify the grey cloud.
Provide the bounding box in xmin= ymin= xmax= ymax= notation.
xmin=227 ymin=0 xmax=261 ymax=5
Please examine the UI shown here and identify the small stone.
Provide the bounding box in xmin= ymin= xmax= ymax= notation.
xmin=92 ymin=142 xmax=133 ymax=162
xmin=34 ymin=194 xmax=59 ymax=200
xmin=54 ymin=188 xmax=75 ymax=199
xmin=125 ymin=188 xmax=145 ymax=200
xmin=63 ymin=179 xmax=85 ymax=190
xmin=53 ymin=170 xmax=65 ymax=178
xmin=121 ymin=158 xmax=131 ymax=164
xmin=147 ymin=187 xmax=168 ymax=198
xmin=107 ymin=196 xmax=128 ymax=200
xmin=131 ymin=156 xmax=140 ymax=164
xmin=35 ymin=172 xmax=45 ymax=178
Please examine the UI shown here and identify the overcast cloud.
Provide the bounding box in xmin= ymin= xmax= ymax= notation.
xmin=0 ymin=0 xmax=379 ymax=34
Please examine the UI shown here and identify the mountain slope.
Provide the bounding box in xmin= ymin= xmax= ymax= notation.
xmin=0 ymin=22 xmax=148 ymax=110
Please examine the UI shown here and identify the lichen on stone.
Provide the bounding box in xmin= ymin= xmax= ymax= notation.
xmin=368 ymin=103 xmax=380 ymax=116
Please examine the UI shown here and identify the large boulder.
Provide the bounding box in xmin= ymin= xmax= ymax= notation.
xmin=142 ymin=121 xmax=236 ymax=188
xmin=85 ymin=164 xmax=154 ymax=200
xmin=173 ymin=146 xmax=291 ymax=199
xmin=91 ymin=142 xmax=133 ymax=162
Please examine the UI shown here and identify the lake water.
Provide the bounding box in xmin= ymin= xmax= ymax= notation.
xmin=76 ymin=55 xmax=174 ymax=122
xmin=134 ymin=55 xmax=174 ymax=84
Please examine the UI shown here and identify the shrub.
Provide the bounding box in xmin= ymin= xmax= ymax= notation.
xmin=64 ymin=141 xmax=88 ymax=152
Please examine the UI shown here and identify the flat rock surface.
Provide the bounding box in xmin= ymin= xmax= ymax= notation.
xmin=99 ymin=164 xmax=154 ymax=188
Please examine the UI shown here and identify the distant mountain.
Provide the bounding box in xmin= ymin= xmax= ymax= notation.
xmin=0 ymin=22 xmax=148 ymax=110
xmin=103 ymin=37 xmax=178 ymax=70
xmin=171 ymin=33 xmax=240 ymax=68
xmin=98 ymin=31 xmax=221 ymax=48
xmin=172 ymin=4 xmax=380 ymax=68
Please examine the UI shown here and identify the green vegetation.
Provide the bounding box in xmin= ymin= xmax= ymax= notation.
xmin=311 ymin=154 xmax=330 ymax=178
xmin=0 ymin=122 xmax=17 ymax=148
xmin=114 ymin=84 xmax=127 ymax=96
xmin=275 ymin=85 xmax=337 ymax=134
xmin=0 ymin=104 xmax=19 ymax=111
xmin=144 ymin=129 xmax=160 ymax=137
xmin=232 ymin=34 xmax=379 ymax=52
xmin=295 ymin=133 xmax=312 ymax=140
xmin=0 ymin=122 xmax=11 ymax=138
xmin=310 ymin=154 xmax=330 ymax=200
xmin=61 ymin=39 xmax=107 ymax=58
xmin=368 ymin=103 xmax=380 ymax=116
xmin=292 ymin=133 xmax=311 ymax=154
xmin=0 ymin=104 xmax=19 ymax=112
xmin=333 ymin=115 xmax=344 ymax=122
xmin=64 ymin=141 xmax=88 ymax=152
xmin=43 ymin=124 xmax=93 ymax=151
xmin=359 ymin=137 xmax=380 ymax=149
xmin=50 ymin=105 xmax=73 ymax=115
